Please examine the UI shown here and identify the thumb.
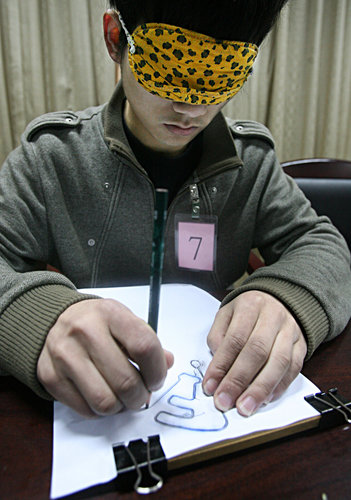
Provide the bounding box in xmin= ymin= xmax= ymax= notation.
xmin=164 ymin=349 xmax=174 ymax=369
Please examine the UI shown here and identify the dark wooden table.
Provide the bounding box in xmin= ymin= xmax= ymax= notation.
xmin=1 ymin=320 xmax=350 ymax=500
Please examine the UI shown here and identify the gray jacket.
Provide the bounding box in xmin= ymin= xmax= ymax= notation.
xmin=1 ymin=84 xmax=350 ymax=398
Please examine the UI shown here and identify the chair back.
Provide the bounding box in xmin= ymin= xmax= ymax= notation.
xmin=281 ymin=158 xmax=351 ymax=251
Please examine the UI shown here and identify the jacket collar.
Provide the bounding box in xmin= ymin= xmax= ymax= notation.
xmin=103 ymin=82 xmax=242 ymax=179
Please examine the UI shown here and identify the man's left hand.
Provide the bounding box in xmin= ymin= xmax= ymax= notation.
xmin=202 ymin=290 xmax=307 ymax=416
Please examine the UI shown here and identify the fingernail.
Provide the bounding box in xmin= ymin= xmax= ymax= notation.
xmin=203 ymin=378 xmax=218 ymax=396
xmin=237 ymin=395 xmax=257 ymax=417
xmin=215 ymin=392 xmax=233 ymax=412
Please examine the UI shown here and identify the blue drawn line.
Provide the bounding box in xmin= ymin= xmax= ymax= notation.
xmin=150 ymin=372 xmax=197 ymax=408
xmin=153 ymin=360 xmax=228 ymax=432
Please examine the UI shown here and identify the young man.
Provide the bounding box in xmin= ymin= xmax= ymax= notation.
xmin=0 ymin=0 xmax=350 ymax=419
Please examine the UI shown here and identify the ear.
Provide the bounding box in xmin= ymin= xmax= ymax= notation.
xmin=103 ymin=10 xmax=122 ymax=64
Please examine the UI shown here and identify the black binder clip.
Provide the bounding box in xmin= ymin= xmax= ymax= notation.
xmin=113 ymin=435 xmax=167 ymax=494
xmin=305 ymin=388 xmax=351 ymax=430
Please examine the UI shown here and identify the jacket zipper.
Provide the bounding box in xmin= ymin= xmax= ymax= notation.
xmin=113 ymin=148 xmax=241 ymax=214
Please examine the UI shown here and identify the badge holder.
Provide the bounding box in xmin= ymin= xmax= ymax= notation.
xmin=175 ymin=184 xmax=217 ymax=272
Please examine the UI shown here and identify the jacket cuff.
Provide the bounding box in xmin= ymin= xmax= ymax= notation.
xmin=221 ymin=277 xmax=330 ymax=360
xmin=0 ymin=284 xmax=98 ymax=399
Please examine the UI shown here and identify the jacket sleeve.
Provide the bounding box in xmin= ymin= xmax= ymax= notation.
xmin=0 ymin=130 xmax=97 ymax=398
xmin=223 ymin=122 xmax=351 ymax=359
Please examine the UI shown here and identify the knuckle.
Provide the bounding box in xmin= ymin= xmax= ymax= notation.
xmin=212 ymin=360 xmax=230 ymax=379
xmin=272 ymin=351 xmax=291 ymax=372
xmin=290 ymin=356 xmax=304 ymax=375
xmin=276 ymin=374 xmax=294 ymax=396
xmin=48 ymin=340 xmax=70 ymax=363
xmin=286 ymin=313 xmax=298 ymax=329
xmin=223 ymin=371 xmax=249 ymax=394
xmin=207 ymin=335 xmax=216 ymax=353
xmin=99 ymin=298 xmax=126 ymax=316
xmin=255 ymin=379 xmax=274 ymax=398
xmin=38 ymin=367 xmax=57 ymax=390
xmin=118 ymin=372 xmax=140 ymax=397
xmin=103 ymin=299 xmax=142 ymax=330
xmin=132 ymin=326 xmax=159 ymax=358
xmin=240 ymin=290 xmax=267 ymax=311
xmin=284 ymin=318 xmax=300 ymax=340
xmin=214 ymin=307 xmax=230 ymax=325
xmin=250 ymin=292 xmax=266 ymax=307
xmin=211 ymin=345 xmax=240 ymax=380
xmin=55 ymin=314 xmax=91 ymax=342
xmin=93 ymin=393 xmax=117 ymax=415
xmin=226 ymin=334 xmax=246 ymax=355
xmin=248 ymin=337 xmax=270 ymax=362
xmin=117 ymin=371 xmax=146 ymax=410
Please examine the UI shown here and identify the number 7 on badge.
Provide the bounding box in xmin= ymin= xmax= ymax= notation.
xmin=176 ymin=216 xmax=217 ymax=272
xmin=188 ymin=236 xmax=203 ymax=260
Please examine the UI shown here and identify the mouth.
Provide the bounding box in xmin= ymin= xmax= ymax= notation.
xmin=164 ymin=123 xmax=199 ymax=137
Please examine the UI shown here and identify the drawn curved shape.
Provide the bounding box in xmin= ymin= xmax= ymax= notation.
xmin=154 ymin=366 xmax=228 ymax=432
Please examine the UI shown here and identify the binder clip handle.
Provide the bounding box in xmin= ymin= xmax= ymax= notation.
xmin=305 ymin=388 xmax=351 ymax=429
xmin=127 ymin=438 xmax=164 ymax=494
xmin=113 ymin=435 xmax=167 ymax=494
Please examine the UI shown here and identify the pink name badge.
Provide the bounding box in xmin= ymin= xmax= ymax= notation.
xmin=176 ymin=216 xmax=217 ymax=271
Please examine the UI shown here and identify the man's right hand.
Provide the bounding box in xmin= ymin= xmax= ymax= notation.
xmin=37 ymin=299 xmax=174 ymax=417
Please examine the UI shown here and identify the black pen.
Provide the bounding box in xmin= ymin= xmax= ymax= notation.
xmin=146 ymin=188 xmax=168 ymax=409
xmin=148 ymin=188 xmax=168 ymax=332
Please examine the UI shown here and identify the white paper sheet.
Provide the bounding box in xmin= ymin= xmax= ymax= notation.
xmin=51 ymin=284 xmax=320 ymax=499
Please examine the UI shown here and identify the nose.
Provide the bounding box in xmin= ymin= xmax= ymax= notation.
xmin=172 ymin=101 xmax=207 ymax=118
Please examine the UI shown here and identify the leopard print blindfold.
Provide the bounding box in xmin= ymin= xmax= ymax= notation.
xmin=125 ymin=23 xmax=258 ymax=105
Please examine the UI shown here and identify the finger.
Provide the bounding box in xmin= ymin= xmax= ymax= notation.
xmin=207 ymin=299 xmax=260 ymax=354
xmin=203 ymin=297 xmax=278 ymax=399
xmin=235 ymin=328 xmax=305 ymax=417
xmin=52 ymin=379 xmax=98 ymax=418
xmin=38 ymin=348 xmax=101 ymax=418
xmin=203 ymin=302 xmax=260 ymax=396
xmin=66 ymin=351 xmax=130 ymax=415
xmin=40 ymin=298 xmax=172 ymax=415
xmin=43 ymin=324 xmax=130 ymax=414
xmin=268 ymin=333 xmax=307 ymax=402
xmin=42 ymin=306 xmax=148 ymax=413
xmin=105 ymin=300 xmax=170 ymax=391
xmin=206 ymin=306 xmax=234 ymax=354
xmin=210 ymin=316 xmax=280 ymax=411
xmin=65 ymin=299 xmax=167 ymax=409
xmin=72 ymin=319 xmax=151 ymax=411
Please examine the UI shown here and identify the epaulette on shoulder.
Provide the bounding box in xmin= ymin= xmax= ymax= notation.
xmin=227 ymin=118 xmax=275 ymax=148
xmin=25 ymin=111 xmax=80 ymax=142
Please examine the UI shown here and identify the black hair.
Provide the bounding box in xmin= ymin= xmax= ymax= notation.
xmin=109 ymin=0 xmax=289 ymax=50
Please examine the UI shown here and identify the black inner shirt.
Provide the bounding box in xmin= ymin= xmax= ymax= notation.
xmin=123 ymin=113 xmax=203 ymax=204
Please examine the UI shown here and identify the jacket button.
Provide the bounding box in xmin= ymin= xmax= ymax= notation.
xmin=88 ymin=239 xmax=95 ymax=247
